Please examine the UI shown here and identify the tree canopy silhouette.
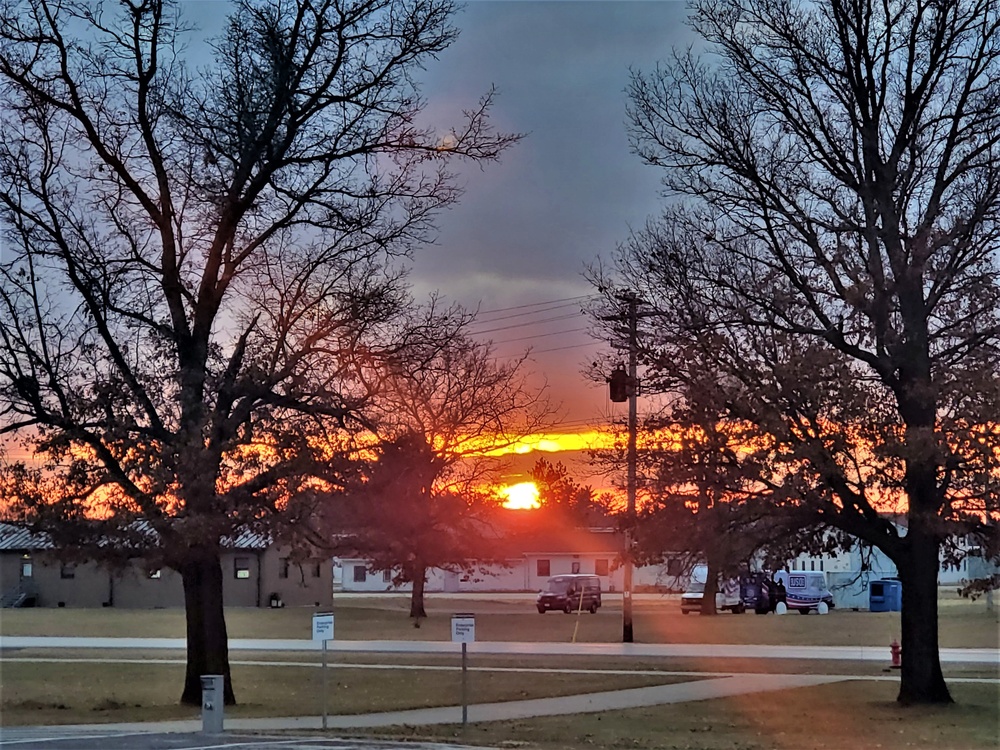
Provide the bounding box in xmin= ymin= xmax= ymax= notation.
xmin=610 ymin=0 xmax=1000 ymax=704
xmin=0 ymin=0 xmax=518 ymax=705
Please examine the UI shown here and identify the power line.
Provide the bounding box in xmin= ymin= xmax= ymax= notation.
xmin=473 ymin=299 xmax=589 ymax=326
xmin=491 ymin=327 xmax=590 ymax=345
xmin=531 ymin=342 xmax=600 ymax=354
xmin=470 ymin=312 xmax=584 ymax=336
xmin=476 ymin=294 xmax=595 ymax=316
xmin=488 ymin=340 xmax=605 ymax=361
xmin=502 ymin=417 xmax=617 ymax=433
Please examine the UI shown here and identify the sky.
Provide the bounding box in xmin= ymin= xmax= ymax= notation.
xmin=392 ymin=0 xmax=701 ymax=492
xmin=408 ymin=1 xmax=697 ymax=432
xmin=171 ymin=0 xmax=696 ymax=434
xmin=3 ymin=1 xmax=700 ymax=484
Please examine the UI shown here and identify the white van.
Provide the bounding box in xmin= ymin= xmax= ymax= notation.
xmin=774 ymin=570 xmax=834 ymax=614
xmin=680 ymin=564 xmax=744 ymax=614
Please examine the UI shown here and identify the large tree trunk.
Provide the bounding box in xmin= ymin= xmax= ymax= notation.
xmin=179 ymin=553 xmax=236 ymax=706
xmin=409 ymin=563 xmax=427 ymax=619
xmin=890 ymin=277 xmax=952 ymax=705
xmin=700 ymin=558 xmax=719 ymax=615
xmin=896 ymin=528 xmax=952 ymax=704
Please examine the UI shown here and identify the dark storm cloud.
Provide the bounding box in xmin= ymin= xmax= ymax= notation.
xmin=175 ymin=0 xmax=695 ymax=423
xmin=410 ymin=1 xmax=695 ymax=310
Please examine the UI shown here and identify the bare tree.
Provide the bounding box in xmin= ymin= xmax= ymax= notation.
xmin=0 ymin=0 xmax=518 ymax=705
xmin=330 ymin=324 xmax=553 ymax=619
xmin=620 ymin=0 xmax=1000 ymax=704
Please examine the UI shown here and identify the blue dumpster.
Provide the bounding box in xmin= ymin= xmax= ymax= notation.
xmin=870 ymin=580 xmax=888 ymax=612
xmin=870 ymin=579 xmax=902 ymax=612
xmin=884 ymin=579 xmax=902 ymax=611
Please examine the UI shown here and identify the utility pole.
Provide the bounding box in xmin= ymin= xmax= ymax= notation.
xmin=605 ymin=292 xmax=640 ymax=643
xmin=623 ymin=293 xmax=638 ymax=643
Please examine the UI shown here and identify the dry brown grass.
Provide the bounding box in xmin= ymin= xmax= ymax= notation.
xmin=0 ymin=659 xmax=681 ymax=726
xmin=2 ymin=592 xmax=995 ymax=747
xmin=359 ymin=680 xmax=1000 ymax=750
xmin=1 ymin=591 xmax=996 ymax=648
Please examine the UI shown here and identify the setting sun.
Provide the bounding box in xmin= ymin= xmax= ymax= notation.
xmin=501 ymin=481 xmax=541 ymax=510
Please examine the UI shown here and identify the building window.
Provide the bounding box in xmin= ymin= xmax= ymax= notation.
xmin=810 ymin=560 xmax=815 ymax=571
xmin=666 ymin=558 xmax=682 ymax=577
xmin=819 ymin=560 xmax=824 ymax=572
xmin=148 ymin=569 xmax=162 ymax=579
xmin=311 ymin=560 xmax=322 ymax=578
xmin=60 ymin=562 xmax=76 ymax=580
xmin=536 ymin=559 xmax=550 ymax=577
xmin=383 ymin=569 xmax=392 ymax=583
xmin=20 ymin=557 xmax=33 ymax=579
xmin=279 ymin=558 xmax=290 ymax=579
xmin=571 ymin=561 xmax=581 ymax=574
xmin=595 ymin=559 xmax=609 ymax=577
xmin=234 ymin=557 xmax=251 ymax=580
xmin=353 ymin=565 xmax=367 ymax=583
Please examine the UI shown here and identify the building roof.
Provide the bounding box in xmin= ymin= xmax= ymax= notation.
xmin=0 ymin=523 xmax=51 ymax=551
xmin=0 ymin=521 xmax=269 ymax=552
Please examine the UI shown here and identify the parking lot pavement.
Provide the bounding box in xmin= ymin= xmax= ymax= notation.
xmin=0 ymin=729 xmax=488 ymax=750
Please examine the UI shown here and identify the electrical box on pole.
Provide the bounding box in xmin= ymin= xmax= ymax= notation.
xmin=609 ymin=366 xmax=630 ymax=402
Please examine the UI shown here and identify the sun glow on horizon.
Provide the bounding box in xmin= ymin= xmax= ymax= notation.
xmin=501 ymin=481 xmax=541 ymax=510
xmin=482 ymin=430 xmax=617 ymax=457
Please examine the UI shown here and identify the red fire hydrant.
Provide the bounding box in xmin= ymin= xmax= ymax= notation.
xmin=890 ymin=638 xmax=902 ymax=669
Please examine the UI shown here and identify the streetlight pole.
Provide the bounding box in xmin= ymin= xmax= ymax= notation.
xmin=622 ymin=294 xmax=638 ymax=643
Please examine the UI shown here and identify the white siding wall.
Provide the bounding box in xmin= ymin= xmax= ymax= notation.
xmin=634 ymin=563 xmax=686 ymax=592
xmin=338 ymin=533 xmax=977 ymax=596
xmin=523 ymin=554 xmax=621 ymax=592
xmin=335 ymin=555 xmax=633 ymax=593
xmin=453 ymin=562 xmax=528 ymax=591
xmin=335 ymin=558 xmax=528 ymax=592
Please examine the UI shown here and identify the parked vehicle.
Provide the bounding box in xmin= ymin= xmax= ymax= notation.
xmin=739 ymin=571 xmax=772 ymax=614
xmin=774 ymin=570 xmax=835 ymax=614
xmin=680 ymin=565 xmax=744 ymax=614
xmin=536 ymin=574 xmax=602 ymax=614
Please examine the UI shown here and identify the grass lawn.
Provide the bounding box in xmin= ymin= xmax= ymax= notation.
xmin=1 ymin=590 xmax=996 ymax=648
xmin=0 ymin=659 xmax=682 ymax=726
xmin=1 ymin=592 xmax=996 ymax=747
xmin=359 ymin=680 xmax=1000 ymax=750
xmin=3 ymin=656 xmax=996 ymax=746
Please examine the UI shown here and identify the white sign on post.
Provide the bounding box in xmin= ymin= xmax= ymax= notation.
xmin=312 ymin=612 xmax=334 ymax=641
xmin=311 ymin=612 xmax=335 ymax=730
xmin=451 ymin=613 xmax=475 ymax=643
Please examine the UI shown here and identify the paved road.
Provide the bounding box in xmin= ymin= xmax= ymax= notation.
xmin=1 ymin=636 xmax=997 ymax=663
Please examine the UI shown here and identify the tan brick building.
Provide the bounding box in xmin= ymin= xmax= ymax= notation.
xmin=0 ymin=523 xmax=332 ymax=609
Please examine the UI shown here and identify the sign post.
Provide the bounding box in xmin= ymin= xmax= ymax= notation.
xmin=312 ymin=612 xmax=334 ymax=729
xmin=450 ymin=613 xmax=475 ymax=726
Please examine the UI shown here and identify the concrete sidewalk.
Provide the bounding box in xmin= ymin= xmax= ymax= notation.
xmin=1 ymin=636 xmax=997 ymax=664
xmin=4 ymin=636 xmax=993 ymax=750
xmin=11 ymin=672 xmax=851 ymax=736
